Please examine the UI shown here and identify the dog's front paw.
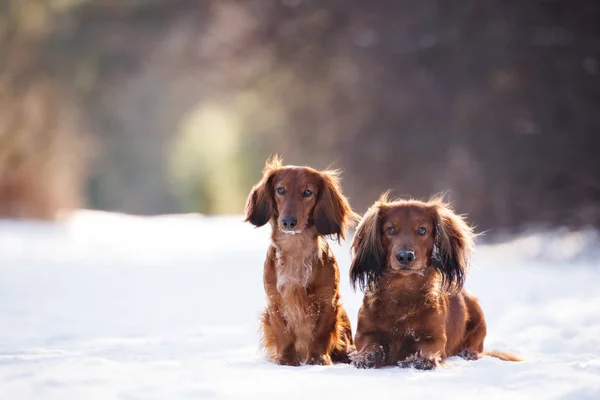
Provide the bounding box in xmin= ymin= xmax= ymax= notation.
xmin=306 ymin=354 xmax=333 ymax=366
xmin=350 ymin=344 xmax=385 ymax=369
xmin=274 ymin=356 xmax=301 ymax=367
xmin=398 ymin=352 xmax=440 ymax=370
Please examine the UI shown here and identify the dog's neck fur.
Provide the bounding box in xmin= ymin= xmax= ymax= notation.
xmin=373 ymin=267 xmax=442 ymax=308
xmin=270 ymin=221 xmax=321 ymax=291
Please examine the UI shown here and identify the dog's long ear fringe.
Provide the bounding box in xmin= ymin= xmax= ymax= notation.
xmin=244 ymin=157 xmax=281 ymax=226
xmin=244 ymin=178 xmax=272 ymax=226
xmin=430 ymin=199 xmax=475 ymax=294
xmin=349 ymin=203 xmax=385 ymax=291
xmin=313 ymin=170 xmax=360 ymax=242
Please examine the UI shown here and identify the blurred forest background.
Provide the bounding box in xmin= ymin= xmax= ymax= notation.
xmin=1 ymin=0 xmax=599 ymax=235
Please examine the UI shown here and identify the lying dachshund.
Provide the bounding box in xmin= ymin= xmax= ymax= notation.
xmin=245 ymin=156 xmax=358 ymax=366
xmin=349 ymin=193 xmax=521 ymax=369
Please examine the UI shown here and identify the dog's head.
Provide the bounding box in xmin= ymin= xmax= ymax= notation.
xmin=350 ymin=193 xmax=475 ymax=292
xmin=245 ymin=156 xmax=358 ymax=241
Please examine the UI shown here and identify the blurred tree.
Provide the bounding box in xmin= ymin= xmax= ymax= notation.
xmin=0 ymin=0 xmax=87 ymax=220
xmin=228 ymin=0 xmax=600 ymax=233
xmin=2 ymin=0 xmax=598 ymax=235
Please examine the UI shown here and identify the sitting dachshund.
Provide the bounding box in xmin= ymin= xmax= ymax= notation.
xmin=349 ymin=193 xmax=521 ymax=369
xmin=245 ymin=156 xmax=358 ymax=366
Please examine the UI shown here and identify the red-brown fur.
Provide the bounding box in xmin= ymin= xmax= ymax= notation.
xmin=245 ymin=156 xmax=358 ymax=366
xmin=349 ymin=193 xmax=522 ymax=369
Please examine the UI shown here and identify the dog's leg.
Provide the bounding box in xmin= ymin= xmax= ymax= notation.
xmin=330 ymin=307 xmax=354 ymax=364
xmin=352 ymin=311 xmax=387 ymax=368
xmin=352 ymin=329 xmax=386 ymax=369
xmin=305 ymin=327 xmax=334 ymax=366
xmin=457 ymin=294 xmax=486 ymax=360
xmin=261 ymin=307 xmax=300 ymax=366
xmin=304 ymin=297 xmax=335 ymax=366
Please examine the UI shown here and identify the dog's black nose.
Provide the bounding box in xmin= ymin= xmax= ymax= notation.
xmin=282 ymin=216 xmax=297 ymax=229
xmin=396 ymin=250 xmax=415 ymax=265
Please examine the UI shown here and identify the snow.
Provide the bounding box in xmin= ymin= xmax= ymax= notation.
xmin=1 ymin=210 xmax=599 ymax=399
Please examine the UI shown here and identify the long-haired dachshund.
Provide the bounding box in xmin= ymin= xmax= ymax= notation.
xmin=349 ymin=193 xmax=521 ymax=369
xmin=245 ymin=156 xmax=358 ymax=366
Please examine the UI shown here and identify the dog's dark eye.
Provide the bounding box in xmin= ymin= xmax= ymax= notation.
xmin=303 ymin=189 xmax=313 ymax=197
xmin=276 ymin=187 xmax=285 ymax=195
xmin=417 ymin=226 xmax=427 ymax=236
xmin=387 ymin=227 xmax=396 ymax=235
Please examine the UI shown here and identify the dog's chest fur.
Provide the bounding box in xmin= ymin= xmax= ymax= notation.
xmin=271 ymin=230 xmax=322 ymax=291
xmin=366 ymin=271 xmax=443 ymax=341
xmin=270 ymin=230 xmax=326 ymax=350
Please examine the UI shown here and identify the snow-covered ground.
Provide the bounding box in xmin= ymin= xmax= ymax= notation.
xmin=1 ymin=210 xmax=599 ymax=399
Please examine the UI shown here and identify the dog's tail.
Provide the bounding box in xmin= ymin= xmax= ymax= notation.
xmin=484 ymin=350 xmax=524 ymax=362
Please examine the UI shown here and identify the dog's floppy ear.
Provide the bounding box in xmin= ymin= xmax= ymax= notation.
xmin=244 ymin=156 xmax=281 ymax=227
xmin=430 ymin=198 xmax=475 ymax=293
xmin=313 ymin=170 xmax=359 ymax=242
xmin=349 ymin=202 xmax=386 ymax=291
xmin=244 ymin=178 xmax=273 ymax=227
